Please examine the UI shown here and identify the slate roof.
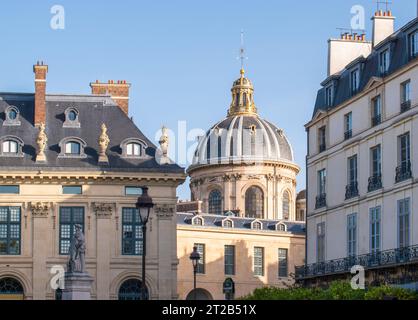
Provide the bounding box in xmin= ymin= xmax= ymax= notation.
xmin=312 ymin=17 xmax=418 ymax=119
xmin=0 ymin=93 xmax=184 ymax=173
xmin=177 ymin=212 xmax=306 ymax=235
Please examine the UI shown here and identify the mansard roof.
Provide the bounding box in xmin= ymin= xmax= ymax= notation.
xmin=0 ymin=93 xmax=184 ymax=174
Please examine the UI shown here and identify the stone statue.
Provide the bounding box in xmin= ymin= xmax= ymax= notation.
xmin=36 ymin=123 xmax=48 ymax=162
xmin=158 ymin=126 xmax=170 ymax=165
xmin=67 ymin=224 xmax=86 ymax=274
xmin=98 ymin=123 xmax=110 ymax=163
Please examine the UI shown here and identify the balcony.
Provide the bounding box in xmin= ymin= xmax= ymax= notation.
xmin=345 ymin=182 xmax=359 ymax=200
xmin=319 ymin=144 xmax=326 ymax=153
xmin=295 ymin=244 xmax=418 ymax=280
xmin=315 ymin=193 xmax=327 ymax=209
xmin=401 ymin=100 xmax=411 ymax=113
xmin=395 ymin=161 xmax=412 ymax=183
xmin=368 ymin=174 xmax=382 ymax=192
xmin=344 ymin=130 xmax=352 ymax=140
xmin=371 ymin=114 xmax=382 ymax=127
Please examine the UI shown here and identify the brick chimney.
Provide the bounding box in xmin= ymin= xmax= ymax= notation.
xmin=33 ymin=61 xmax=48 ymax=126
xmin=90 ymin=80 xmax=131 ymax=115
xmin=372 ymin=10 xmax=395 ymax=48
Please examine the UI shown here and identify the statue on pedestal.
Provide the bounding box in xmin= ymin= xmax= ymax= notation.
xmin=36 ymin=123 xmax=48 ymax=162
xmin=67 ymin=224 xmax=86 ymax=273
xmin=157 ymin=126 xmax=171 ymax=165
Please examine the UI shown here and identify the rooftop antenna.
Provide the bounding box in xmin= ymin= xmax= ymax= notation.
xmin=237 ymin=30 xmax=248 ymax=71
xmin=375 ymin=0 xmax=392 ymax=11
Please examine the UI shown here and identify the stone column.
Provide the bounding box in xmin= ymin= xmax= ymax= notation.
xmin=93 ymin=203 xmax=113 ymax=300
xmin=30 ymin=202 xmax=51 ymax=300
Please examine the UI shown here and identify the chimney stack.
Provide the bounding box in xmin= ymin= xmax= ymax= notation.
xmin=33 ymin=61 xmax=48 ymax=126
xmin=90 ymin=80 xmax=131 ymax=115
xmin=372 ymin=10 xmax=395 ymax=48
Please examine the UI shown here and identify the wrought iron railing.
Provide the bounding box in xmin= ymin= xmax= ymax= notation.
xmin=368 ymin=174 xmax=382 ymax=192
xmin=345 ymin=182 xmax=359 ymax=200
xmin=401 ymin=100 xmax=411 ymax=113
xmin=395 ymin=161 xmax=412 ymax=183
xmin=295 ymin=244 xmax=418 ymax=280
xmin=371 ymin=114 xmax=382 ymax=127
xmin=315 ymin=193 xmax=327 ymax=209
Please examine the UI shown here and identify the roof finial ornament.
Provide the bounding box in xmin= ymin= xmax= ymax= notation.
xmin=238 ymin=30 xmax=248 ymax=75
xmin=98 ymin=123 xmax=110 ymax=164
xmin=36 ymin=123 xmax=48 ymax=163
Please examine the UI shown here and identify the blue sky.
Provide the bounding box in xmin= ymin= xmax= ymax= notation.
xmin=0 ymin=0 xmax=415 ymax=199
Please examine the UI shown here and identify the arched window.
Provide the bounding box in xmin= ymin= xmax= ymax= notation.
xmin=65 ymin=141 xmax=81 ymax=155
xmin=277 ymin=223 xmax=287 ymax=232
xmin=252 ymin=221 xmax=263 ymax=230
xmin=127 ymin=143 xmax=142 ymax=156
xmin=118 ymin=279 xmax=147 ymax=300
xmin=4 ymin=106 xmax=21 ymax=126
xmin=223 ymin=219 xmax=233 ymax=228
xmin=245 ymin=186 xmax=264 ymax=219
xmin=208 ymin=189 xmax=222 ymax=215
xmin=282 ymin=191 xmax=290 ymax=220
xmin=2 ymin=140 xmax=18 ymax=154
xmin=0 ymin=278 xmax=24 ymax=299
xmin=193 ymin=217 xmax=203 ymax=226
xmin=8 ymin=109 xmax=18 ymax=120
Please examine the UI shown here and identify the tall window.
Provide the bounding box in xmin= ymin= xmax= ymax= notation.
xmin=59 ymin=207 xmax=84 ymax=255
xmin=278 ymin=248 xmax=288 ymax=278
xmin=379 ymin=49 xmax=390 ymax=75
xmin=194 ymin=243 xmax=205 ymax=274
xmin=318 ymin=126 xmax=326 ymax=152
xmin=398 ymin=133 xmax=411 ymax=168
xmin=318 ymin=169 xmax=326 ymax=196
xmin=317 ymin=222 xmax=325 ymax=263
xmin=2 ymin=140 xmax=18 ymax=154
xmin=347 ymin=155 xmax=358 ymax=185
xmin=0 ymin=207 xmax=21 ymax=255
xmin=254 ymin=247 xmax=264 ymax=276
xmin=351 ymin=69 xmax=360 ymax=94
xmin=208 ymin=189 xmax=222 ymax=215
xmin=245 ymin=186 xmax=264 ymax=219
xmin=65 ymin=142 xmax=81 ymax=155
xmin=224 ymin=245 xmax=235 ymax=275
xmin=409 ymin=31 xmax=418 ymax=58
xmin=344 ymin=112 xmax=352 ymax=140
xmin=282 ymin=191 xmax=290 ymax=220
xmin=371 ymin=145 xmax=382 ymax=177
xmin=372 ymin=95 xmax=382 ymax=126
xmin=347 ymin=213 xmax=357 ymax=257
xmin=122 ymin=208 xmax=143 ymax=256
xmin=398 ymin=198 xmax=410 ymax=248
xmin=370 ymin=207 xmax=381 ymax=254
xmin=325 ymin=85 xmax=333 ymax=106
xmin=401 ymin=80 xmax=411 ymax=104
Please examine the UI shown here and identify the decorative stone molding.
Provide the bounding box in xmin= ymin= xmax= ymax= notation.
xmin=30 ymin=202 xmax=51 ymax=217
xmin=154 ymin=204 xmax=175 ymax=219
xmin=247 ymin=174 xmax=261 ymax=180
xmin=93 ymin=202 xmax=114 ymax=219
xmin=265 ymin=174 xmax=275 ymax=181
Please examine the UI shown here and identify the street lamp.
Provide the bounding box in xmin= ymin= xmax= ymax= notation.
xmin=136 ymin=186 xmax=154 ymax=300
xmin=189 ymin=246 xmax=201 ymax=300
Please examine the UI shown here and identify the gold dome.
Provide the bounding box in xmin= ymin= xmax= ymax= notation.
xmin=227 ymin=69 xmax=258 ymax=117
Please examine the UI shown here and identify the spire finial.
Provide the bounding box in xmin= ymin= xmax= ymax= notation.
xmin=238 ymin=30 xmax=248 ymax=74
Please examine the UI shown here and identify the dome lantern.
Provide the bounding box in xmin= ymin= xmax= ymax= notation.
xmin=227 ymin=69 xmax=258 ymax=117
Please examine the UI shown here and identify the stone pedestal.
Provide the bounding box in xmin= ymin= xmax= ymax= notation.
xmin=62 ymin=273 xmax=94 ymax=300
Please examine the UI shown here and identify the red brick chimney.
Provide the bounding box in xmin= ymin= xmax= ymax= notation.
xmin=90 ymin=80 xmax=131 ymax=115
xmin=33 ymin=61 xmax=48 ymax=126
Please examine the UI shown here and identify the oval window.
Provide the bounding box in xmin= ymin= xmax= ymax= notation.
xmin=68 ymin=110 xmax=77 ymax=121
xmin=8 ymin=110 xmax=18 ymax=120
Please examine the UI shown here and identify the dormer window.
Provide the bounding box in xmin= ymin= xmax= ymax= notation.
xmin=409 ymin=30 xmax=418 ymax=58
xmin=3 ymin=106 xmax=21 ymax=126
xmin=58 ymin=137 xmax=87 ymax=158
xmin=379 ymin=49 xmax=390 ymax=75
xmin=0 ymin=136 xmax=24 ymax=157
xmin=223 ymin=219 xmax=234 ymax=228
xmin=63 ymin=108 xmax=80 ymax=128
xmin=192 ymin=216 xmax=204 ymax=226
xmin=325 ymin=85 xmax=333 ymax=107
xmin=350 ymin=68 xmax=360 ymax=95
xmin=251 ymin=220 xmax=263 ymax=230
xmin=121 ymin=138 xmax=148 ymax=158
xmin=276 ymin=223 xmax=287 ymax=232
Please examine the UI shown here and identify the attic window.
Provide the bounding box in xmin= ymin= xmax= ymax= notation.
xmin=120 ymin=138 xmax=148 ymax=158
xmin=0 ymin=136 xmax=24 ymax=157
xmin=325 ymin=85 xmax=333 ymax=107
xmin=223 ymin=219 xmax=233 ymax=228
xmin=252 ymin=221 xmax=263 ymax=230
xmin=63 ymin=108 xmax=80 ymax=128
xmin=3 ymin=106 xmax=21 ymax=126
xmin=277 ymin=223 xmax=287 ymax=232
xmin=192 ymin=217 xmax=204 ymax=226
xmin=58 ymin=137 xmax=87 ymax=158
xmin=379 ymin=49 xmax=390 ymax=75
xmin=350 ymin=68 xmax=360 ymax=95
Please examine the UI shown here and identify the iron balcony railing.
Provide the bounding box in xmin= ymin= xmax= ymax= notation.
xmin=315 ymin=193 xmax=327 ymax=210
xmin=395 ymin=161 xmax=412 ymax=183
xmin=401 ymin=100 xmax=411 ymax=113
xmin=371 ymin=114 xmax=382 ymax=127
xmin=295 ymin=244 xmax=418 ymax=280
xmin=368 ymin=174 xmax=382 ymax=192
xmin=344 ymin=130 xmax=352 ymax=140
xmin=345 ymin=182 xmax=359 ymax=200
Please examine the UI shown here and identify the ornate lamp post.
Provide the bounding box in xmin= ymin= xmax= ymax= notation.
xmin=136 ymin=186 xmax=154 ymax=300
xmin=189 ymin=246 xmax=201 ymax=300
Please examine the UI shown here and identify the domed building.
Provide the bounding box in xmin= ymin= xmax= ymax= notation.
xmin=188 ymin=69 xmax=300 ymax=221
